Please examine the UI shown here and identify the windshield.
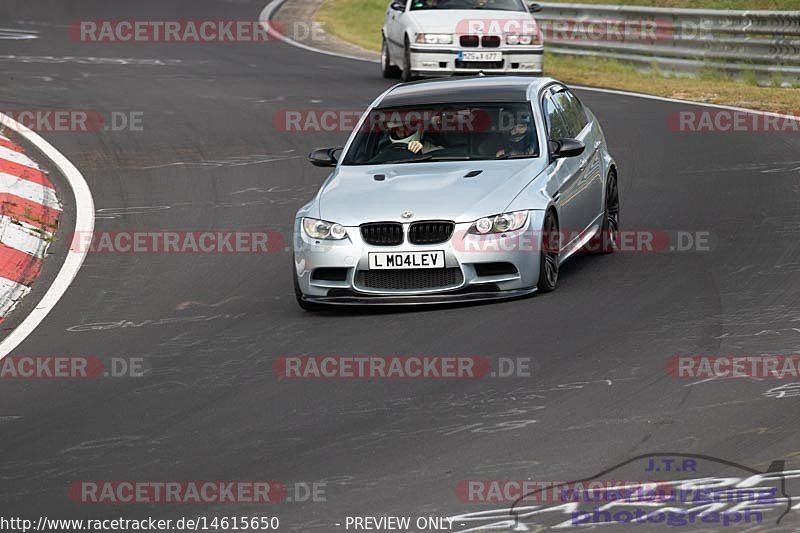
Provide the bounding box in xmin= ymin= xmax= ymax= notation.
xmin=410 ymin=0 xmax=527 ymax=11
xmin=342 ymin=102 xmax=539 ymax=165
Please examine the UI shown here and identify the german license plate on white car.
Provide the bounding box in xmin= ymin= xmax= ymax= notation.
xmin=369 ymin=251 xmax=445 ymax=269
xmin=459 ymin=51 xmax=502 ymax=62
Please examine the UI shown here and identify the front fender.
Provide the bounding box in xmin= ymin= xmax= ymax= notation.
xmin=295 ymin=170 xmax=337 ymax=221
xmin=504 ymin=167 xmax=556 ymax=214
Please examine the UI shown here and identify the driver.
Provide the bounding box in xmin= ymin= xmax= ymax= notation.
xmin=384 ymin=118 xmax=442 ymax=155
xmin=494 ymin=116 xmax=535 ymax=158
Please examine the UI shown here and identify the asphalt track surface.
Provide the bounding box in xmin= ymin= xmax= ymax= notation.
xmin=1 ymin=0 xmax=800 ymax=531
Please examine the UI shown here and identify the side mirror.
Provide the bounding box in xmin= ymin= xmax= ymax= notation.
xmin=550 ymin=138 xmax=585 ymax=159
xmin=308 ymin=147 xmax=341 ymax=167
xmin=390 ymin=0 xmax=406 ymax=11
xmin=528 ymin=2 xmax=543 ymax=13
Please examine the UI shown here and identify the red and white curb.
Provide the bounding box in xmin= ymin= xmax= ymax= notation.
xmin=0 ymin=132 xmax=61 ymax=318
xmin=0 ymin=116 xmax=93 ymax=360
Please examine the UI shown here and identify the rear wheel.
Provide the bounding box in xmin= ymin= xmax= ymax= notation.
xmin=381 ymin=35 xmax=401 ymax=79
xmin=400 ymin=37 xmax=414 ymax=82
xmin=587 ymin=169 xmax=620 ymax=254
xmin=537 ymin=210 xmax=559 ymax=293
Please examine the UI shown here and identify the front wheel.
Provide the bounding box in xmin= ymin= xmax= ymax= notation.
xmin=537 ymin=210 xmax=559 ymax=293
xmin=381 ymin=35 xmax=401 ymax=79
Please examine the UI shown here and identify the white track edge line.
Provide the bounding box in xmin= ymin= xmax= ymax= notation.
xmin=260 ymin=0 xmax=800 ymax=121
xmin=259 ymin=0 xmax=380 ymax=64
xmin=570 ymin=85 xmax=800 ymax=121
xmin=0 ymin=113 xmax=95 ymax=359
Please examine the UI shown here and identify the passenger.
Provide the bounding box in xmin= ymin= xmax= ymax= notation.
xmin=494 ymin=117 xmax=536 ymax=158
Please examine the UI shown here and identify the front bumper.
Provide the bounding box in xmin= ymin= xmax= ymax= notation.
xmin=293 ymin=212 xmax=545 ymax=305
xmin=408 ymin=46 xmax=543 ymax=75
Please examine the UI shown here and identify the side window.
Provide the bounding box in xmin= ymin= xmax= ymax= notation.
xmin=552 ymin=90 xmax=589 ymax=137
xmin=543 ymin=95 xmax=570 ymax=140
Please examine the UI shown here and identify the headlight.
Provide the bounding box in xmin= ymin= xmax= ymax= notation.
xmin=302 ymin=218 xmax=348 ymax=240
xmin=505 ymin=33 xmax=540 ymax=45
xmin=415 ymin=33 xmax=453 ymax=44
xmin=469 ymin=211 xmax=528 ymax=234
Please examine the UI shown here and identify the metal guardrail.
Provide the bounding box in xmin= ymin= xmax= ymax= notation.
xmin=537 ymin=2 xmax=800 ymax=80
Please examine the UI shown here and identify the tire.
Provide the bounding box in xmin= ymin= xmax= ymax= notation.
xmin=381 ymin=35 xmax=401 ymax=79
xmin=537 ymin=209 xmax=559 ymax=293
xmin=587 ymin=168 xmax=620 ymax=254
xmin=293 ymin=259 xmax=325 ymax=311
xmin=400 ymin=38 xmax=414 ymax=82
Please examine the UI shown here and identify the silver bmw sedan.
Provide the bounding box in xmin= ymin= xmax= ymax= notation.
xmin=293 ymin=76 xmax=619 ymax=309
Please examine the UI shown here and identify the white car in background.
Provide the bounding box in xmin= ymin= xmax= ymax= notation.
xmin=382 ymin=0 xmax=544 ymax=81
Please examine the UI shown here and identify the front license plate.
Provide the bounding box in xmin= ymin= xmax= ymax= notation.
xmin=459 ymin=51 xmax=502 ymax=62
xmin=369 ymin=251 xmax=445 ymax=270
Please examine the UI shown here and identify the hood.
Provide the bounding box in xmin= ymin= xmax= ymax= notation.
xmin=407 ymin=9 xmax=536 ymax=35
xmin=317 ymin=159 xmax=547 ymax=226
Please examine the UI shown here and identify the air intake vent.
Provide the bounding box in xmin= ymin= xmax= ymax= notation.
xmin=311 ymin=267 xmax=349 ymax=282
xmin=357 ymin=268 xmax=463 ymax=290
xmin=474 ymin=262 xmax=518 ymax=277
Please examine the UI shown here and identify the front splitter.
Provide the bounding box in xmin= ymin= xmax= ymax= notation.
xmin=301 ymin=287 xmax=537 ymax=306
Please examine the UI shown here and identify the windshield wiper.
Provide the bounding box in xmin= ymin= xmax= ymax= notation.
xmin=375 ymin=156 xmax=429 ymax=164
xmin=496 ymin=154 xmax=537 ymax=160
xmin=373 ymin=154 xmax=473 ymax=165
xmin=425 ymin=155 xmax=472 ymax=161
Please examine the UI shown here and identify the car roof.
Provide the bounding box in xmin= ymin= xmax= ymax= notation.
xmin=376 ymin=76 xmax=558 ymax=108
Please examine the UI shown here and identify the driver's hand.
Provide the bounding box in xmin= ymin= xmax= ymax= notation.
xmin=496 ymin=149 xmax=506 ymax=158
xmin=408 ymin=141 xmax=423 ymax=154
